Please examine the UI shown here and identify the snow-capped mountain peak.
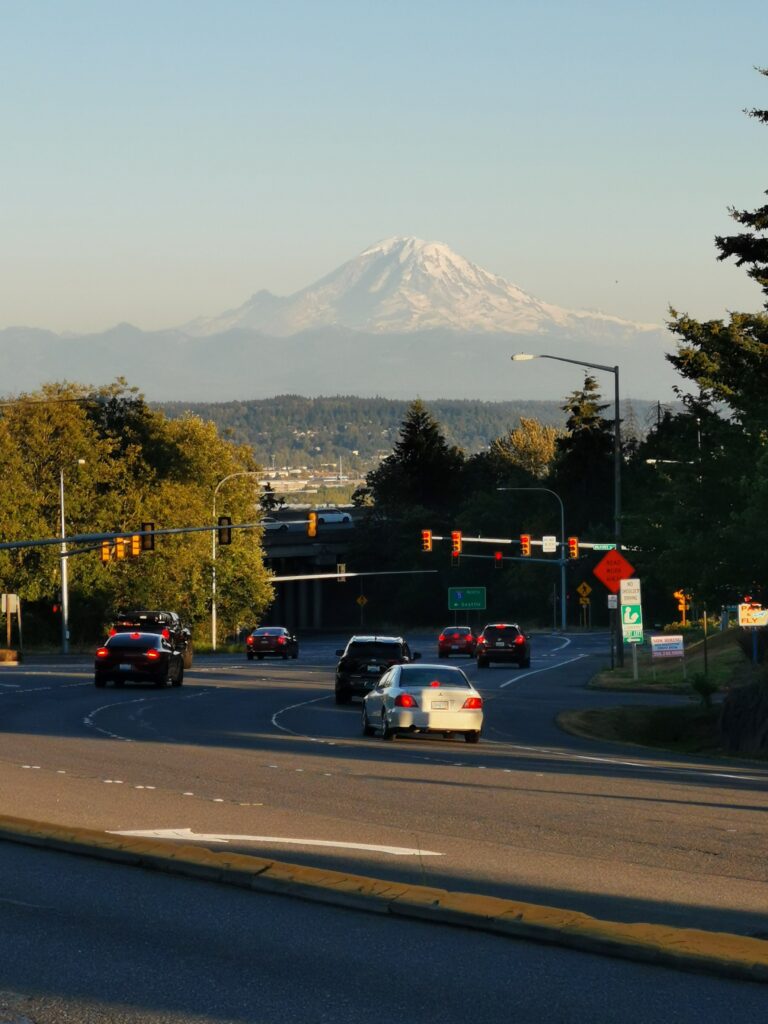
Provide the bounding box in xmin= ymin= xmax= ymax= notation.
xmin=184 ymin=236 xmax=659 ymax=337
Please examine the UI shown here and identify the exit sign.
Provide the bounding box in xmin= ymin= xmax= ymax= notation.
xmin=448 ymin=587 xmax=487 ymax=611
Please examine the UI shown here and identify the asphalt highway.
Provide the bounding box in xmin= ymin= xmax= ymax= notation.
xmin=2 ymin=631 xmax=767 ymax=943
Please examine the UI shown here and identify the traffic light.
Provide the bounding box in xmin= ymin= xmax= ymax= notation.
xmin=520 ymin=534 xmax=531 ymax=557
xmin=421 ymin=529 xmax=433 ymax=552
xmin=567 ymin=536 xmax=579 ymax=559
xmin=217 ymin=515 xmax=233 ymax=545
xmin=100 ymin=541 xmax=111 ymax=564
xmin=130 ymin=534 xmax=141 ymax=557
xmin=141 ymin=522 xmax=155 ymax=552
xmin=115 ymin=537 xmax=126 ymax=560
xmin=307 ymin=511 xmax=318 ymax=538
xmin=493 ymin=551 xmax=503 ymax=569
xmin=451 ymin=530 xmax=462 ymax=555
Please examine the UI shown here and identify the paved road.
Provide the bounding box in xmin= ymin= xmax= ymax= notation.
xmin=1 ymin=632 xmax=767 ymax=940
xmin=0 ymin=840 xmax=764 ymax=1024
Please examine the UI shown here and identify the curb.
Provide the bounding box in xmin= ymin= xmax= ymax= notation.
xmin=1 ymin=813 xmax=766 ymax=983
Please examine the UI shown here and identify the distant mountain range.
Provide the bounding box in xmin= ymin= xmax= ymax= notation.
xmin=1 ymin=237 xmax=679 ymax=401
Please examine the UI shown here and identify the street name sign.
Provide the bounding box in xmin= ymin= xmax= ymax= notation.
xmin=448 ymin=587 xmax=487 ymax=611
xmin=592 ymin=543 xmax=616 ymax=551
xmin=542 ymin=535 xmax=557 ymax=553
xmin=593 ymin=549 xmax=635 ymax=593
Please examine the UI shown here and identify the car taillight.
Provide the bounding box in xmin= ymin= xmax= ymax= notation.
xmin=108 ymin=628 xmax=116 ymax=636
xmin=451 ymin=632 xmax=459 ymax=639
xmin=146 ymin=649 xmax=161 ymax=660
xmin=161 ymin=628 xmax=170 ymax=639
xmin=462 ymin=696 xmax=483 ymax=709
xmin=277 ymin=636 xmax=286 ymax=645
xmin=438 ymin=634 xmax=446 ymax=642
xmin=514 ymin=635 xmax=525 ymax=646
xmin=246 ymin=636 xmax=254 ymax=645
xmin=476 ymin=636 xmax=486 ymax=645
xmin=131 ymin=632 xmax=141 ymax=639
xmin=395 ymin=693 xmax=418 ymax=708
xmin=96 ymin=647 xmax=109 ymax=658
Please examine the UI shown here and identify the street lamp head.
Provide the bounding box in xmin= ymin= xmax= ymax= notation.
xmin=511 ymin=353 xmax=537 ymax=362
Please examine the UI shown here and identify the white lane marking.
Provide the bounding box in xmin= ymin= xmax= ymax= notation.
xmin=109 ymin=827 xmax=443 ymax=857
xmin=272 ymin=695 xmax=336 ymax=743
xmin=499 ymin=652 xmax=588 ymax=688
xmin=550 ymin=635 xmax=573 ymax=652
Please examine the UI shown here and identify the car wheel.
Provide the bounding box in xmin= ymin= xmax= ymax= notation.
xmin=282 ymin=652 xmax=289 ymax=660
xmin=172 ymin=663 xmax=184 ymax=687
xmin=94 ymin=676 xmax=106 ymax=688
xmin=247 ymin=652 xmax=254 ymax=660
xmin=521 ymin=657 xmax=531 ymax=669
xmin=114 ymin=678 xmax=125 ymax=688
xmin=381 ymin=712 xmax=395 ymax=741
xmin=292 ymin=650 xmax=298 ymax=659
xmin=335 ymin=688 xmax=350 ymax=705
xmin=438 ymin=651 xmax=448 ymax=659
xmin=362 ymin=706 xmax=375 ymax=737
xmin=257 ymin=654 xmax=264 ymax=661
xmin=464 ymin=731 xmax=481 ymax=744
xmin=477 ymin=658 xmax=489 ymax=669
xmin=154 ymin=670 xmax=169 ymax=688
xmin=279 ymin=524 xmax=288 ymax=531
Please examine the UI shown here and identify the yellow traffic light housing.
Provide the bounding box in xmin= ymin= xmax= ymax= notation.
xmin=421 ymin=529 xmax=433 ymax=552
xmin=100 ymin=541 xmax=111 ymax=564
xmin=130 ymin=534 xmax=141 ymax=557
xmin=520 ymin=534 xmax=531 ymax=557
xmin=307 ymin=511 xmax=318 ymax=538
xmin=115 ymin=537 xmax=126 ymax=560
xmin=451 ymin=530 xmax=462 ymax=555
xmin=567 ymin=536 xmax=579 ymax=559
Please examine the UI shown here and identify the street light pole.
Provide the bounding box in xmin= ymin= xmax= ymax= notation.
xmin=211 ymin=471 xmax=262 ymax=651
xmin=511 ymin=353 xmax=623 ymax=663
xmin=60 ymin=459 xmax=85 ymax=655
xmin=497 ymin=486 xmax=567 ymax=631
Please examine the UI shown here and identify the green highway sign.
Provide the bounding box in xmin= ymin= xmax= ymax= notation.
xmin=448 ymin=587 xmax=487 ymax=611
xmin=592 ymin=543 xmax=616 ymax=551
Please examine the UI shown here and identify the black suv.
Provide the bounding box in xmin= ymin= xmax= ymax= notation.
xmin=475 ymin=623 xmax=530 ymax=669
xmin=110 ymin=610 xmax=193 ymax=668
xmin=334 ymin=635 xmax=421 ymax=704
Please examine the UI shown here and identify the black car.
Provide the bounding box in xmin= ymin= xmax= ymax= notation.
xmin=334 ymin=635 xmax=421 ymax=704
xmin=246 ymin=626 xmax=299 ymax=660
xmin=94 ymin=631 xmax=184 ymax=688
xmin=475 ymin=623 xmax=531 ymax=668
xmin=111 ymin=609 xmax=193 ymax=668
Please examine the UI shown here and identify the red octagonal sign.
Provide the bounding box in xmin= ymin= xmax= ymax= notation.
xmin=593 ymin=549 xmax=635 ymax=593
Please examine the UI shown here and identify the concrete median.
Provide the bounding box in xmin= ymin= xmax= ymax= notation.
xmin=0 ymin=812 xmax=766 ymax=984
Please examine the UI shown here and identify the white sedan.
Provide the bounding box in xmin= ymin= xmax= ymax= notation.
xmin=361 ymin=663 xmax=483 ymax=743
xmin=315 ymin=507 xmax=352 ymax=524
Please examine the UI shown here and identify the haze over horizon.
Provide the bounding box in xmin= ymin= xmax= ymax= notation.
xmin=2 ymin=1 xmax=767 ymax=341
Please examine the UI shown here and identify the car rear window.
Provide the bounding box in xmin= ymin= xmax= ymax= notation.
xmin=346 ymin=642 xmax=402 ymax=660
xmin=442 ymin=627 xmax=471 ymax=635
xmin=399 ymin=667 xmax=471 ymax=688
xmin=107 ymin=634 xmax=162 ymax=649
xmin=254 ymin=628 xmax=285 ymax=636
xmin=483 ymin=626 xmax=520 ymax=640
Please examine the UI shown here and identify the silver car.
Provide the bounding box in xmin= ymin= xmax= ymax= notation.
xmin=361 ymin=663 xmax=483 ymax=743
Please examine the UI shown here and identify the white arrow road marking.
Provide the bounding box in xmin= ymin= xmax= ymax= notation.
xmin=109 ymin=827 xmax=443 ymax=857
xmin=499 ymin=652 xmax=588 ymax=688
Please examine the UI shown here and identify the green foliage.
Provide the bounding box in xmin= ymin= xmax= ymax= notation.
xmin=0 ymin=381 xmax=273 ymax=645
xmin=690 ymin=671 xmax=719 ymax=709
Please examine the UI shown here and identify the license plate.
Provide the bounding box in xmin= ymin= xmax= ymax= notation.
xmin=431 ymin=701 xmax=448 ymax=710
xmin=119 ymin=663 xmax=132 ymax=672
xmin=451 ymin=645 xmax=459 ymax=650
xmin=495 ymin=641 xmax=505 ymax=647
xmin=367 ymin=664 xmax=379 ymax=673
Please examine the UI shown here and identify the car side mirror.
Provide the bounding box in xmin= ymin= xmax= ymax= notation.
xmin=335 ymin=649 xmax=344 ymax=657
xmin=412 ymin=651 xmax=422 ymax=661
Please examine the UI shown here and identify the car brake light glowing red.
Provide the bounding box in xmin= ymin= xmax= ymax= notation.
xmin=514 ymin=635 xmax=525 ymax=646
xmin=430 ymin=680 xmax=441 ymax=687
xmin=130 ymin=632 xmax=141 ymax=639
xmin=438 ymin=634 xmax=446 ymax=642
xmin=146 ymin=649 xmax=161 ymax=660
xmin=246 ymin=636 xmax=254 ymax=645
xmin=96 ymin=647 xmax=109 ymax=658
xmin=394 ymin=693 xmax=417 ymax=708
xmin=161 ymin=628 xmax=170 ymax=639
xmin=462 ymin=696 xmax=483 ymax=709
xmin=108 ymin=628 xmax=116 ymax=636
xmin=277 ymin=636 xmax=286 ymax=644
xmin=451 ymin=632 xmax=459 ymax=639
xmin=476 ymin=636 xmax=486 ymax=645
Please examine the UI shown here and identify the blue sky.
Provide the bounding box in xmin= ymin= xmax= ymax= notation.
xmin=1 ymin=0 xmax=767 ymax=332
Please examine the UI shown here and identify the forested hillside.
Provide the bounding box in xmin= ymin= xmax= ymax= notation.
xmin=157 ymin=395 xmax=664 ymax=469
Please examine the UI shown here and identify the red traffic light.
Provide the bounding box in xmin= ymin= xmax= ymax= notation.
xmin=421 ymin=529 xmax=433 ymax=552
xmin=520 ymin=534 xmax=531 ymax=557
xmin=493 ymin=551 xmax=503 ymax=569
xmin=451 ymin=530 xmax=462 ymax=554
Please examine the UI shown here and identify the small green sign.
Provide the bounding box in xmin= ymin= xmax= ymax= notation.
xmin=448 ymin=587 xmax=487 ymax=611
xmin=592 ymin=543 xmax=616 ymax=551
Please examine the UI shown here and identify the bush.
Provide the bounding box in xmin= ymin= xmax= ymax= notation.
xmin=690 ymin=671 xmax=719 ymax=708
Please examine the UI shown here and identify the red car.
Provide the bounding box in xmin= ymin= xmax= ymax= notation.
xmin=437 ymin=626 xmax=476 ymax=658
